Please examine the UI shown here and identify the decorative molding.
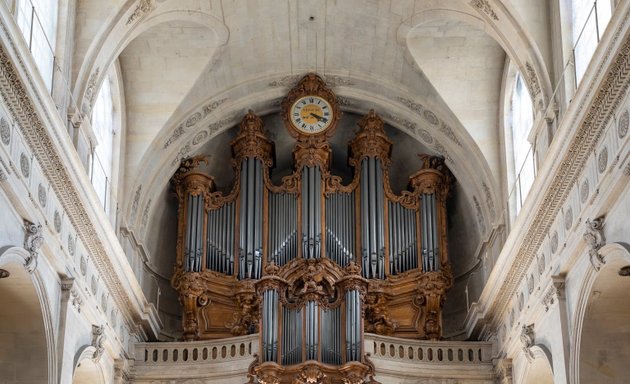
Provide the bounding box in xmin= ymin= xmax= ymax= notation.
xmin=473 ymin=196 xmax=487 ymax=235
xmin=381 ymin=111 xmax=416 ymax=132
xmin=336 ymin=96 xmax=353 ymax=106
xmin=23 ymin=219 xmax=42 ymax=272
xmin=439 ymin=122 xmax=462 ymax=147
xmin=323 ymin=75 xmax=355 ymax=87
xmin=0 ymin=157 xmax=9 ymax=181
xmin=618 ymin=109 xmax=629 ymax=138
xmin=0 ymin=116 xmax=9 ymax=145
xmin=542 ymin=286 xmax=557 ymax=312
xmin=469 ymin=0 xmax=499 ymax=21
xmin=598 ymin=146 xmax=609 ymax=173
xmin=482 ymin=182 xmax=495 ymax=214
xmin=525 ymin=62 xmax=541 ymax=97
xmin=130 ymin=185 xmax=141 ymax=222
xmin=81 ymin=68 xmax=100 ymax=114
xmin=0 ymin=28 xmax=147 ymax=337
xmin=37 ymin=183 xmax=47 ymax=207
xmin=53 ymin=210 xmax=61 ymax=232
xmin=485 ymin=6 xmax=630 ymax=326
xmin=19 ymin=152 xmax=29 ymax=178
xmin=580 ymin=179 xmax=589 ymax=203
xmin=126 ymin=0 xmax=155 ymax=25
xmin=163 ymin=98 xmax=228 ymax=149
xmin=268 ymin=75 xmax=301 ymax=87
xmin=564 ymin=207 xmax=573 ymax=231
xmin=583 ymin=217 xmax=606 ymax=270
xmin=62 ymin=277 xmax=83 ymax=312
xmin=494 ymin=358 xmax=512 ymax=384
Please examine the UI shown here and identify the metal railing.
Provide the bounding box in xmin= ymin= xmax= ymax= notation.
xmin=505 ymin=0 xmax=610 ymax=227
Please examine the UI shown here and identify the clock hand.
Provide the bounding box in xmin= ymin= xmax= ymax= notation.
xmin=310 ymin=113 xmax=328 ymax=123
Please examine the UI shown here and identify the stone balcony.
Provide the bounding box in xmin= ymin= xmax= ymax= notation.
xmin=132 ymin=333 xmax=495 ymax=383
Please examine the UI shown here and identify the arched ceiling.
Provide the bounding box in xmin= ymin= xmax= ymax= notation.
xmin=70 ymin=0 xmax=554 ymax=251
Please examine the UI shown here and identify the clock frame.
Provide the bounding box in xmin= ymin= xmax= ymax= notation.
xmin=281 ymin=73 xmax=340 ymax=139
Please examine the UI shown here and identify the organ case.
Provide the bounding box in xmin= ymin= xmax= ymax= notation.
xmin=170 ymin=74 xmax=454 ymax=382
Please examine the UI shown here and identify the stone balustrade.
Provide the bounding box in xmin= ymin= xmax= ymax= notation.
xmin=133 ymin=334 xmax=258 ymax=383
xmin=364 ymin=334 xmax=495 ymax=383
xmin=366 ymin=333 xmax=493 ymax=364
xmin=132 ymin=333 xmax=495 ymax=383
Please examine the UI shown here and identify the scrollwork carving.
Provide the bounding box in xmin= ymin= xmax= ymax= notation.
xmin=23 ymin=219 xmax=43 ymax=272
xmin=583 ymin=217 xmax=605 ymax=270
xmin=364 ymin=292 xmax=397 ymax=335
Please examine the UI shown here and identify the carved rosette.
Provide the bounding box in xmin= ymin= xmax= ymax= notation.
xmin=348 ymin=110 xmax=392 ymax=168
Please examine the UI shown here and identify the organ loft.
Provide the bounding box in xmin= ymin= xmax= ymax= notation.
xmin=170 ymin=73 xmax=454 ymax=383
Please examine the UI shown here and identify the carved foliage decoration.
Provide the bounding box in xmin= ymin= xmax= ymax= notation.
xmin=469 ymin=0 xmax=499 ymax=21
xmin=127 ymin=0 xmax=155 ymax=25
xmin=364 ymin=292 xmax=397 ymax=335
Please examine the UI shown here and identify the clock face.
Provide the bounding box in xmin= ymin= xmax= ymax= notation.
xmin=290 ymin=96 xmax=333 ymax=134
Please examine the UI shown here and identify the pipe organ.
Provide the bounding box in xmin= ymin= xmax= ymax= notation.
xmin=170 ymin=74 xmax=454 ymax=383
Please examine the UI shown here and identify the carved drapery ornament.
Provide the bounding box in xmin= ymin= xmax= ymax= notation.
xmin=583 ymin=217 xmax=605 ymax=270
xmin=23 ymin=219 xmax=43 ymax=272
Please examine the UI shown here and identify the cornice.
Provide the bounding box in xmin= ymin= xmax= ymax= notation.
xmin=485 ymin=8 xmax=630 ymax=324
xmin=0 ymin=21 xmax=158 ymax=336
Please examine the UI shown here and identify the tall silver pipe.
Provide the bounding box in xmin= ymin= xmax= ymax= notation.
xmin=368 ymin=159 xmax=377 ymax=277
xmin=376 ymin=161 xmax=384 ymax=278
xmin=421 ymin=195 xmax=427 ymax=271
xmin=361 ymin=159 xmax=369 ymax=277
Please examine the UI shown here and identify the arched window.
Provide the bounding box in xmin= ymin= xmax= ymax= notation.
xmin=90 ymin=75 xmax=115 ymax=213
xmin=572 ymin=0 xmax=612 ymax=84
xmin=506 ymin=72 xmax=535 ymax=218
xmin=16 ymin=0 xmax=58 ymax=91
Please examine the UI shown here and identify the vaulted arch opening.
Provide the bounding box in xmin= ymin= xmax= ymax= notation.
xmin=578 ymin=257 xmax=630 ymax=384
xmin=0 ymin=261 xmax=50 ymax=383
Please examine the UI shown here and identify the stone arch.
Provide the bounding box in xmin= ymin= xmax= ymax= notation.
xmin=122 ymin=73 xmax=498 ymax=240
xmin=73 ymin=2 xmax=229 ymax=116
xmin=72 ymin=346 xmax=106 ymax=384
xmin=0 ymin=246 xmax=56 ymax=384
xmin=520 ymin=345 xmax=554 ymax=384
xmin=570 ymin=243 xmax=630 ymax=384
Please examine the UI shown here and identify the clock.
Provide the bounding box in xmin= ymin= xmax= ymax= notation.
xmin=289 ymin=95 xmax=334 ymax=134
